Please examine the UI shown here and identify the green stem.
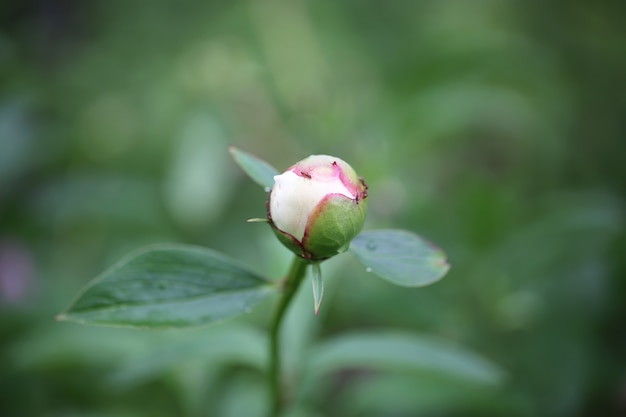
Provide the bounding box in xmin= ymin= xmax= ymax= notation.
xmin=269 ymin=255 xmax=309 ymax=416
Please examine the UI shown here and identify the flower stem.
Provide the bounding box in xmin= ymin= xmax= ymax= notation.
xmin=269 ymin=255 xmax=309 ymax=416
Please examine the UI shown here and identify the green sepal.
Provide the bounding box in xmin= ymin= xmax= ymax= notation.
xmin=303 ymin=195 xmax=367 ymax=260
xmin=270 ymin=226 xmax=307 ymax=258
xmin=311 ymin=262 xmax=323 ymax=315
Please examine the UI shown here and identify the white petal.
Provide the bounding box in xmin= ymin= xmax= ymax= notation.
xmin=270 ymin=170 xmax=354 ymax=240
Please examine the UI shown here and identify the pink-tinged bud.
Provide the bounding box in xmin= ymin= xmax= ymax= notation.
xmin=267 ymin=155 xmax=368 ymax=260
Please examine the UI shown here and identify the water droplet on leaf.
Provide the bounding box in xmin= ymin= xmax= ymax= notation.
xmin=366 ymin=241 xmax=377 ymax=251
xmin=366 ymin=267 xmax=372 ymax=273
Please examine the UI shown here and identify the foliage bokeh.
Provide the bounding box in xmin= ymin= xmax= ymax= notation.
xmin=1 ymin=0 xmax=625 ymax=416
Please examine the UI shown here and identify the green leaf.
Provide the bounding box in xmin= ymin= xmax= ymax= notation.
xmin=336 ymin=374 xmax=509 ymax=416
xmin=304 ymin=194 xmax=367 ymax=260
xmin=349 ymin=229 xmax=450 ymax=286
xmin=311 ymin=262 xmax=323 ymax=316
xmin=57 ymin=244 xmax=278 ymax=328
xmin=302 ymin=332 xmax=504 ymax=386
xmin=228 ymin=145 xmax=279 ymax=189
xmin=108 ymin=324 xmax=267 ymax=388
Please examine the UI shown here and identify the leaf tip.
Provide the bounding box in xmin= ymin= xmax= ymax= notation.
xmin=54 ymin=313 xmax=68 ymax=322
xmin=313 ymin=294 xmax=322 ymax=316
xmin=228 ymin=145 xmax=247 ymax=162
xmin=435 ymin=257 xmax=451 ymax=276
xmin=246 ymin=218 xmax=269 ymax=223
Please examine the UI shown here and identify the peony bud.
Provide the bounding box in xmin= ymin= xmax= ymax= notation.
xmin=267 ymin=155 xmax=368 ymax=261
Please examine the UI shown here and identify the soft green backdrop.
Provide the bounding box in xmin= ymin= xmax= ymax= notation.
xmin=1 ymin=0 xmax=624 ymax=416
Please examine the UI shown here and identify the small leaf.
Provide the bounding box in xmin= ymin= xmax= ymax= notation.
xmin=311 ymin=262 xmax=323 ymax=316
xmin=228 ymin=145 xmax=279 ymax=189
xmin=57 ymin=244 xmax=278 ymax=328
xmin=303 ymin=332 xmax=504 ymax=386
xmin=349 ymin=229 xmax=450 ymax=287
xmin=246 ymin=218 xmax=269 ymax=223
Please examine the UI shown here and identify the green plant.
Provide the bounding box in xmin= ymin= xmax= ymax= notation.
xmin=56 ymin=147 xmax=498 ymax=416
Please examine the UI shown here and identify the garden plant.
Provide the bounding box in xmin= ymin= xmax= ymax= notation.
xmin=56 ymin=147 xmax=505 ymax=416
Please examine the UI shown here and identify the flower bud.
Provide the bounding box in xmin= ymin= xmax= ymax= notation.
xmin=267 ymin=155 xmax=368 ymax=260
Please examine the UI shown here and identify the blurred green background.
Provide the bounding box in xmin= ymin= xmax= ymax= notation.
xmin=1 ymin=0 xmax=625 ymax=416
